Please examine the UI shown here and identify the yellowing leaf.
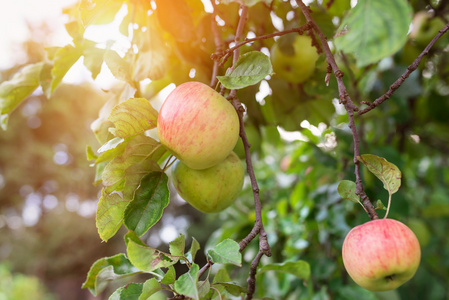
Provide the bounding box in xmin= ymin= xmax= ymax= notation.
xmin=96 ymin=189 xmax=129 ymax=242
xmin=108 ymin=98 xmax=158 ymax=138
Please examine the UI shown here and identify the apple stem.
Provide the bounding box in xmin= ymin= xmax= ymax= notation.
xmin=162 ymin=155 xmax=177 ymax=171
xmin=384 ymin=193 xmax=392 ymax=219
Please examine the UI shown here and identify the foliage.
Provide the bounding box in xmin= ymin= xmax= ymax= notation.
xmin=1 ymin=0 xmax=449 ymax=299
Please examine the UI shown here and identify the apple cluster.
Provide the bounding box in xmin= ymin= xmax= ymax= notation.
xmin=157 ymin=82 xmax=245 ymax=213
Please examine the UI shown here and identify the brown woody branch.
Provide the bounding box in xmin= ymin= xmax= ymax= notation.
xmin=296 ymin=0 xmax=379 ymax=220
xmin=199 ymin=5 xmax=272 ymax=299
xmin=358 ymin=22 xmax=449 ymax=115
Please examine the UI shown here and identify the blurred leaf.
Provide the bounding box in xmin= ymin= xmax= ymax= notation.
xmin=169 ymin=234 xmax=185 ymax=257
xmin=335 ymin=0 xmax=412 ymax=67
xmin=79 ymin=0 xmax=124 ymax=26
xmin=51 ymin=45 xmax=83 ymax=93
xmin=336 ymin=285 xmax=377 ymax=300
xmin=126 ymin=238 xmax=178 ymax=272
xmin=82 ymin=254 xmax=138 ymax=296
xmin=84 ymin=45 xmax=106 ymax=79
xmin=154 ymin=0 xmax=195 ymax=42
xmin=108 ymin=98 xmax=158 ymax=138
xmin=124 ymin=172 xmax=170 ymax=236
xmin=214 ymin=282 xmax=248 ymax=296
xmin=65 ymin=20 xmax=85 ymax=42
xmin=208 ymin=239 xmax=242 ymax=266
xmin=213 ymin=268 xmax=232 ymax=283
xmin=86 ymin=145 xmax=98 ymax=161
xmin=217 ymin=51 xmax=273 ymax=89
xmin=375 ymin=199 xmax=387 ymax=210
xmin=161 ymin=266 xmax=176 ymax=285
xmin=132 ymin=26 xmax=170 ymax=81
xmin=96 ymin=137 xmax=127 ymax=163
xmin=186 ymin=237 xmax=201 ymax=263
xmin=96 ymin=189 xmax=129 ymax=242
xmin=258 ymin=261 xmax=311 ymax=281
xmin=139 ymin=278 xmax=162 ymax=300
xmin=198 ymin=280 xmax=211 ymax=298
xmin=337 ymin=180 xmax=360 ymax=203
xmin=109 ymin=282 xmax=143 ymax=300
xmin=357 ymin=154 xmax=402 ymax=194
xmin=173 ymin=263 xmax=200 ymax=299
xmin=0 ymin=63 xmax=43 ymax=129
xmin=104 ymin=50 xmax=134 ymax=86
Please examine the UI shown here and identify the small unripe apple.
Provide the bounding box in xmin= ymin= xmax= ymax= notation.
xmin=172 ymin=151 xmax=245 ymax=213
xmin=342 ymin=219 xmax=421 ymax=291
xmin=270 ymin=34 xmax=319 ymax=83
xmin=157 ymin=82 xmax=240 ymax=170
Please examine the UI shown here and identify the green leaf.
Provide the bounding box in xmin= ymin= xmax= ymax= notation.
xmin=109 ymin=282 xmax=143 ymax=300
xmin=357 ymin=154 xmax=402 ymax=194
xmin=375 ymin=199 xmax=387 ymax=210
xmin=213 ymin=268 xmax=231 ymax=283
xmin=208 ymin=239 xmax=242 ymax=266
xmin=169 ymin=234 xmax=185 ymax=257
xmin=79 ymin=0 xmax=124 ymax=26
xmin=198 ymin=280 xmax=211 ymax=299
xmin=334 ymin=0 xmax=412 ymax=67
xmin=186 ymin=237 xmax=201 ymax=263
xmin=82 ymin=253 xmax=138 ymax=296
xmin=0 ymin=63 xmax=43 ymax=129
xmin=139 ymin=278 xmax=162 ymax=300
xmin=65 ymin=20 xmax=85 ymax=42
xmin=126 ymin=238 xmax=178 ymax=272
xmin=108 ymin=98 xmax=158 ymax=138
xmin=104 ymin=50 xmax=134 ymax=86
xmin=96 ymin=137 xmax=127 ymax=164
xmin=217 ymin=51 xmax=273 ymax=89
xmin=39 ymin=62 xmax=53 ymax=98
xmin=51 ymin=44 xmax=83 ymax=93
xmin=174 ymin=263 xmax=200 ymax=300
xmin=101 ymin=135 xmax=164 ymax=188
xmin=213 ymin=282 xmax=248 ymax=297
xmin=96 ymin=189 xmax=130 ymax=242
xmin=258 ymin=261 xmax=311 ymax=281
xmin=161 ymin=265 xmax=176 ymax=285
xmin=337 ymin=180 xmax=360 ymax=203
xmin=124 ymin=172 xmax=170 ymax=236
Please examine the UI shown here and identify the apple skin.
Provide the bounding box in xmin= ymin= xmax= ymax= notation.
xmin=157 ymin=82 xmax=240 ymax=170
xmin=270 ymin=35 xmax=319 ymax=83
xmin=342 ymin=219 xmax=421 ymax=292
xmin=172 ymin=151 xmax=245 ymax=213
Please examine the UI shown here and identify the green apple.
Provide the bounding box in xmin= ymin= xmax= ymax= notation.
xmin=270 ymin=34 xmax=319 ymax=83
xmin=342 ymin=219 xmax=421 ymax=291
xmin=157 ymin=81 xmax=240 ymax=170
xmin=172 ymin=151 xmax=245 ymax=213
xmin=410 ymin=11 xmax=446 ymax=46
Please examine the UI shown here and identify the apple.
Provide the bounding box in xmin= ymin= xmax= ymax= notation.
xmin=342 ymin=219 xmax=421 ymax=291
xmin=157 ymin=81 xmax=240 ymax=170
xmin=410 ymin=11 xmax=446 ymax=47
xmin=172 ymin=151 xmax=245 ymax=213
xmin=270 ymin=34 xmax=319 ymax=83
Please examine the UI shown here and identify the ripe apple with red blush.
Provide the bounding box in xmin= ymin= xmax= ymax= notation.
xmin=342 ymin=218 xmax=421 ymax=291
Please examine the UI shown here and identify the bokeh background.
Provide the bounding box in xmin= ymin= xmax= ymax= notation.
xmin=1 ymin=0 xmax=449 ymax=299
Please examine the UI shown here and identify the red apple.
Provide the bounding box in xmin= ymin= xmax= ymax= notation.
xmin=342 ymin=219 xmax=421 ymax=291
xmin=157 ymin=82 xmax=240 ymax=170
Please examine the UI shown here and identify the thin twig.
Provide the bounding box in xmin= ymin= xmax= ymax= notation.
xmin=358 ymin=22 xmax=449 ymax=115
xmin=296 ymin=0 xmax=378 ymax=220
xmin=214 ymin=23 xmax=312 ymax=66
xmin=210 ymin=1 xmax=224 ymax=88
